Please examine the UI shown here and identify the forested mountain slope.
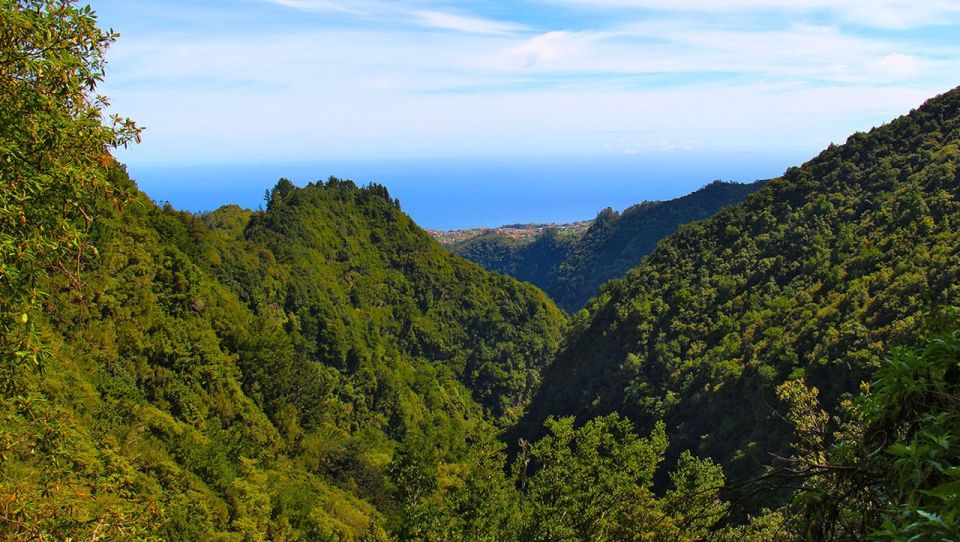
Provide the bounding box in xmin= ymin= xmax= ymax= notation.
xmin=8 ymin=168 xmax=385 ymax=539
xmin=4 ymin=163 xmax=566 ymax=539
xmin=451 ymin=181 xmax=764 ymax=312
xmin=184 ymin=178 xmax=566 ymax=422
xmin=516 ymin=86 xmax=960 ymax=480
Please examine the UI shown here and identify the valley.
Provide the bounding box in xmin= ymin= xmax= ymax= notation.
xmin=3 ymin=2 xmax=960 ymax=540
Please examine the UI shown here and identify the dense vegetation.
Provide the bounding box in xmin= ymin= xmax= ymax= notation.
xmin=1 ymin=156 xmax=572 ymax=539
xmin=517 ymin=84 xmax=960 ymax=486
xmin=451 ymin=181 xmax=763 ymax=312
xmin=188 ymin=178 xmax=566 ymax=424
xmin=764 ymin=314 xmax=960 ymax=540
xmin=4 ymin=2 xmax=960 ymax=540
xmin=0 ymin=0 xmax=140 ymax=386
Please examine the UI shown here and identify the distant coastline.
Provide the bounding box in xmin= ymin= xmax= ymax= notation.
xmin=125 ymin=151 xmax=804 ymax=230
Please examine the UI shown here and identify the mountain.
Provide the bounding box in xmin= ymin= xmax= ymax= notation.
xmin=8 ymin=172 xmax=778 ymax=542
xmin=3 ymin=7 xmax=748 ymax=539
xmin=449 ymin=181 xmax=764 ymax=312
xmin=5 ymin=167 xmax=566 ymax=540
xmin=191 ymin=178 xmax=566 ymax=423
xmin=515 ymin=86 xmax=960 ymax=481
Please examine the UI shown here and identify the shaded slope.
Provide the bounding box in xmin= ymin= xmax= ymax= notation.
xmin=516 ymin=86 xmax=960 ymax=479
xmin=452 ymin=229 xmax=572 ymax=302
xmin=452 ymin=181 xmax=764 ymax=312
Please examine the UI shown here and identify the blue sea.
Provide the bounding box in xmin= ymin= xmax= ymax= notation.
xmin=125 ymin=152 xmax=809 ymax=231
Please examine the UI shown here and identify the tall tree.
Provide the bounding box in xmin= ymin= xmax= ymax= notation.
xmin=0 ymin=0 xmax=139 ymax=385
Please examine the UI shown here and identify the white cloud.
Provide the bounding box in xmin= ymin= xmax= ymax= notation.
xmin=265 ymin=0 xmax=528 ymax=35
xmin=265 ymin=0 xmax=368 ymax=15
xmin=871 ymin=53 xmax=924 ymax=79
xmin=505 ymin=31 xmax=604 ymax=67
xmin=413 ymin=10 xmax=529 ymax=35
xmin=543 ymin=0 xmax=960 ymax=29
xmin=469 ymin=22 xmax=946 ymax=89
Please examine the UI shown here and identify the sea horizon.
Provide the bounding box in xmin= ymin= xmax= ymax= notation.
xmin=126 ymin=150 xmax=808 ymax=231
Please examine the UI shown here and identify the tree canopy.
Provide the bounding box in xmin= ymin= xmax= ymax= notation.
xmin=0 ymin=0 xmax=139 ymax=385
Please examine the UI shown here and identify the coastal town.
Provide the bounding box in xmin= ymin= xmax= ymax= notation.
xmin=428 ymin=220 xmax=593 ymax=245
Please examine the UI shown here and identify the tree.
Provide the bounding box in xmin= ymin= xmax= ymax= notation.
xmin=389 ymin=437 xmax=440 ymax=541
xmin=776 ymin=313 xmax=960 ymax=540
xmin=0 ymin=0 xmax=140 ymax=386
xmin=517 ymin=414 xmax=732 ymax=542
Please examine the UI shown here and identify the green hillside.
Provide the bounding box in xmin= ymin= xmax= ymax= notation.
xmin=451 ymin=181 xmax=764 ymax=312
xmin=187 ymin=178 xmax=566 ymax=423
xmin=2 ymin=161 xmax=568 ymax=539
xmin=0 ymin=9 xmax=567 ymax=531
xmin=516 ymin=85 xmax=960 ymax=481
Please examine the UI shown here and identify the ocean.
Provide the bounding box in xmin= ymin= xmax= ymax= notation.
xmin=125 ymin=152 xmax=808 ymax=230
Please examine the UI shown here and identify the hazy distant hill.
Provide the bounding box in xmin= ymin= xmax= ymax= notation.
xmin=447 ymin=181 xmax=764 ymax=312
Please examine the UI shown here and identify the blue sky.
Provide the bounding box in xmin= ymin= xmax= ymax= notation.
xmin=91 ymin=0 xmax=960 ymax=227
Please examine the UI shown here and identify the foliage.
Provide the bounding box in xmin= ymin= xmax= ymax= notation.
xmin=451 ymin=181 xmax=763 ymax=312
xmin=0 ymin=9 xmax=564 ymax=532
xmin=5 ymin=1 xmax=960 ymax=538
xmin=0 ymin=160 xmax=569 ymax=539
xmin=777 ymin=316 xmax=960 ymax=540
xmin=390 ymin=413 xmax=759 ymax=542
xmin=518 ymin=415 xmax=671 ymax=541
xmin=387 ymin=429 xmax=521 ymax=541
xmin=0 ymin=392 xmax=161 ymax=540
xmin=0 ymin=0 xmax=139 ymax=386
xmin=187 ymin=177 xmax=567 ymax=426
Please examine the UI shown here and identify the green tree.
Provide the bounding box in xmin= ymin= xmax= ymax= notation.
xmin=0 ymin=0 xmax=140 ymax=385
xmin=389 ymin=436 xmax=441 ymax=540
xmin=518 ymin=414 xmax=731 ymax=542
xmin=776 ymin=314 xmax=960 ymax=540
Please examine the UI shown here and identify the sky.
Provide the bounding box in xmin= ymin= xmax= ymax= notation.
xmin=92 ymin=0 xmax=960 ymax=228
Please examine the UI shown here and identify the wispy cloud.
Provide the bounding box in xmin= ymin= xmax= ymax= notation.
xmin=504 ymin=31 xmax=605 ymax=68
xmin=476 ymin=22 xmax=950 ymax=89
xmin=413 ymin=10 xmax=529 ymax=35
xmin=265 ymin=0 xmax=528 ymax=35
xmin=541 ymin=0 xmax=960 ymax=29
xmin=265 ymin=0 xmax=387 ymax=15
